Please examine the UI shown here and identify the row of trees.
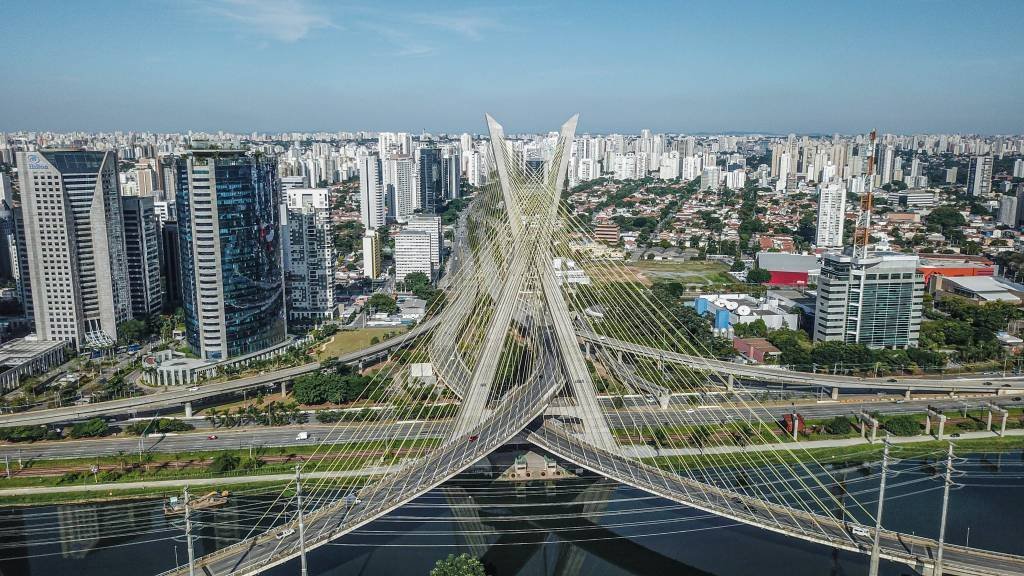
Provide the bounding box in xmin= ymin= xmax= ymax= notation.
xmin=292 ymin=368 xmax=375 ymax=406
xmin=766 ymin=328 xmax=946 ymax=374
xmin=205 ymin=401 xmax=306 ymax=428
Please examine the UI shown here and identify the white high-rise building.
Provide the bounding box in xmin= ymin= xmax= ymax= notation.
xmin=815 ymin=183 xmax=846 ymax=248
xmin=968 ymin=155 xmax=993 ymax=196
xmin=613 ymin=153 xmax=637 ymax=180
xmin=394 ymin=229 xmax=433 ymax=282
xmin=468 ymin=150 xmax=488 ymax=187
xmin=384 ymin=155 xmax=416 ymax=222
xmin=283 ymin=188 xmax=336 ymax=327
xmin=1013 ymin=158 xmax=1024 ymax=179
xmin=404 ymin=215 xmax=442 ymax=272
xmin=725 ymin=169 xmax=746 ymax=189
xmin=17 ymin=150 xmax=131 ymax=349
xmin=658 ymin=151 xmax=680 ymax=180
xmin=577 ymin=158 xmax=597 ymax=182
xmin=700 ymin=166 xmax=722 ymax=190
xmin=359 ymin=155 xmax=385 ymax=229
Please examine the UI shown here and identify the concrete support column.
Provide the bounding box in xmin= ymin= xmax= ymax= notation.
xmin=936 ymin=415 xmax=946 ymax=440
xmin=184 ymin=402 xmax=193 ymax=418
xmin=1000 ymin=412 xmax=1008 ymax=436
xmin=924 ymin=415 xmax=931 ymax=436
xmin=659 ymin=394 xmax=671 ymax=410
xmin=986 ymin=410 xmax=993 ymax=432
xmin=280 ymin=381 xmax=287 ymax=398
xmin=726 ymin=374 xmax=735 ymax=392
xmin=871 ymin=421 xmax=878 ymax=443
xmin=830 ymin=387 xmax=839 ymax=400
xmin=616 ymin=350 xmax=623 ymax=363
xmin=904 ymin=389 xmax=912 ymax=400
xmin=584 ymin=342 xmax=591 ymax=360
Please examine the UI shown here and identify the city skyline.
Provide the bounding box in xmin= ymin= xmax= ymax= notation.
xmin=3 ymin=0 xmax=1023 ymax=135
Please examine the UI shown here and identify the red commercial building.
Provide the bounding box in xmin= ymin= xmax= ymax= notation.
xmin=755 ymin=252 xmax=819 ymax=286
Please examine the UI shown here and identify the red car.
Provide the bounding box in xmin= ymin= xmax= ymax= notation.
xmin=467 ymin=435 xmax=479 ymax=442
xmin=207 ymin=435 xmax=218 ymax=440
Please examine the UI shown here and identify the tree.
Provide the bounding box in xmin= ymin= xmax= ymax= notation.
xmin=924 ymin=206 xmax=966 ymax=233
xmin=117 ymin=319 xmax=149 ymax=344
xmin=746 ymin=267 xmax=771 ymax=284
xmin=208 ymin=452 xmax=240 ymax=473
xmin=881 ymin=415 xmax=920 ymax=436
xmin=367 ymin=293 xmax=399 ymax=315
xmin=69 ymin=418 xmax=112 ymax=439
xmin=825 ymin=416 xmax=852 ymax=435
xmin=730 ymin=259 xmax=745 ymax=272
xmin=430 ymin=554 xmax=487 ymax=576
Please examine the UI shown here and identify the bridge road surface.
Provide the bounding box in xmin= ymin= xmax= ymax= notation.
xmin=527 ymin=423 xmax=1024 ymax=576
xmin=161 ymin=333 xmax=569 ymax=576
xmin=579 ymin=330 xmax=1024 ymax=393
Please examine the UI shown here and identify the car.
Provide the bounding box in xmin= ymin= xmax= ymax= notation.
xmin=276 ymin=528 xmax=295 ymax=540
xmin=207 ymin=435 xmax=218 ymax=440
xmin=851 ymin=526 xmax=871 ymax=538
xmin=984 ymin=382 xmax=993 ymax=386
xmin=950 ymin=433 xmax=961 ymax=438
xmin=1014 ymin=397 xmax=1022 ymax=402
xmin=685 ymin=409 xmax=695 ymax=414
xmin=1002 ymin=383 xmax=1011 ymax=388
xmin=187 ymin=386 xmax=199 ymax=392
xmin=467 ymin=435 xmax=479 ymax=442
xmin=887 ymin=378 xmax=898 ymax=383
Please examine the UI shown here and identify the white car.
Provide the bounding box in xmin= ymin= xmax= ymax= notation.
xmin=187 ymin=386 xmax=199 ymax=392
xmin=851 ymin=526 xmax=870 ymax=537
xmin=276 ymin=528 xmax=295 ymax=540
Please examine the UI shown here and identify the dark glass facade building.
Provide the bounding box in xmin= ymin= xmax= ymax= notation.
xmin=176 ymin=149 xmax=286 ymax=360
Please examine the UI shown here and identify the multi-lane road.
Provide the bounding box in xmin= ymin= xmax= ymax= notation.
xmin=5 ymin=396 xmax=1020 ymax=462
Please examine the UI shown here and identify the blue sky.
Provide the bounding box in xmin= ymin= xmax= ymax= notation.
xmin=3 ymin=0 xmax=1022 ymax=134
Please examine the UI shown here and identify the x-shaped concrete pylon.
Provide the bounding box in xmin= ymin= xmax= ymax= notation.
xmin=448 ymin=115 xmax=615 ymax=451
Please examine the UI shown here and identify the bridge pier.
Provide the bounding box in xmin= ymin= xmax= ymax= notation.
xmin=926 ymin=408 xmax=947 ymax=440
xmin=584 ymin=342 xmax=592 ymax=360
xmin=659 ymin=394 xmax=671 ymax=410
xmin=184 ymin=402 xmax=193 ymax=418
xmin=830 ymin=387 xmax=839 ymax=401
xmin=726 ymin=374 xmax=735 ymax=392
xmin=904 ymin=389 xmax=912 ymax=400
xmin=984 ymin=402 xmax=1008 ymax=436
xmin=280 ymin=381 xmax=287 ymax=399
xmin=858 ymin=411 xmax=879 ymax=443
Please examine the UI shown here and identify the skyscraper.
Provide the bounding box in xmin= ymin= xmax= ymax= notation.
xmin=813 ymin=251 xmax=923 ymax=348
xmin=121 ymin=196 xmax=163 ymax=318
xmin=176 ymin=148 xmax=286 ymax=360
xmin=384 ymin=155 xmax=416 ymax=222
xmin=359 ymin=155 xmax=385 ymax=229
xmin=967 ymin=155 xmax=993 ymax=196
xmin=418 ymin=147 xmax=443 ymax=213
xmin=815 ymin=183 xmax=846 ymax=248
xmin=17 ymin=150 xmax=131 ymax=349
xmin=282 ymin=188 xmax=336 ymax=327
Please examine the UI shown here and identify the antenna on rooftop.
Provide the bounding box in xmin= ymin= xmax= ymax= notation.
xmin=854 ymin=129 xmax=877 ymax=258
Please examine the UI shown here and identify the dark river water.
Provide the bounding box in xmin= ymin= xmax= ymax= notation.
xmin=1 ymin=451 xmax=1022 ymax=576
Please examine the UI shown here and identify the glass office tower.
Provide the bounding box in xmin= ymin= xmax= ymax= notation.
xmin=176 ymin=148 xmax=286 ymax=360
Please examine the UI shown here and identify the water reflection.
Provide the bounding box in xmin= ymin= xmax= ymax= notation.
xmin=0 ymin=451 xmax=1021 ymax=576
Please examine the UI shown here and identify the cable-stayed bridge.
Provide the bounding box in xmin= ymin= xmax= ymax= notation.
xmin=160 ymin=115 xmax=1024 ymax=576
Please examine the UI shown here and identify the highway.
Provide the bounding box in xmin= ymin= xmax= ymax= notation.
xmin=0 ymin=421 xmax=447 ymax=461
xmin=0 ymin=316 xmax=439 ymax=428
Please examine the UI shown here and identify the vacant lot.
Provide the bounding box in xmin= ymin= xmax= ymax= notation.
xmin=317 ymin=328 xmax=404 ymax=361
xmin=628 ymin=259 xmax=733 ymax=285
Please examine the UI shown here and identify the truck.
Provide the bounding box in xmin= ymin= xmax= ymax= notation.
xmin=295 ymin=431 xmax=309 ymax=441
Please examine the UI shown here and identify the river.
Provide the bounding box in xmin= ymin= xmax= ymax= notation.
xmin=1 ymin=451 xmax=1022 ymax=576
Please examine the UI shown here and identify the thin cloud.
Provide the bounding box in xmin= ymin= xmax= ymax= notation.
xmin=206 ymin=0 xmax=336 ymax=42
xmin=414 ymin=13 xmax=497 ymax=40
xmin=359 ymin=21 xmax=435 ymax=57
